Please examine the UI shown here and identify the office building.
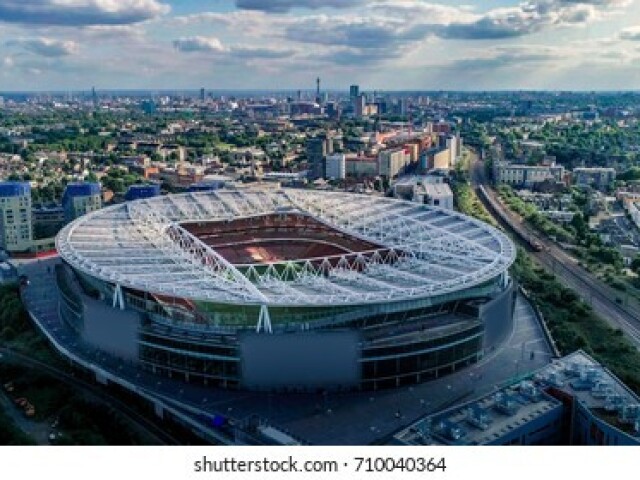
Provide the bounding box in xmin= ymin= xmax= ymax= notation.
xmin=0 ymin=181 xmax=32 ymax=253
xmin=349 ymin=85 xmax=359 ymax=99
xmin=62 ymin=182 xmax=102 ymax=223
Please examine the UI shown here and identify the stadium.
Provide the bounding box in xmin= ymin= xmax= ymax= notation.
xmin=55 ymin=188 xmax=517 ymax=391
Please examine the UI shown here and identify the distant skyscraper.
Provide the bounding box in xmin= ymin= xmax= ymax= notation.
xmin=316 ymin=77 xmax=321 ymax=104
xmin=200 ymin=87 xmax=205 ymax=102
xmin=354 ymin=94 xmax=366 ymax=118
xmin=350 ymin=85 xmax=359 ymax=99
xmin=91 ymin=86 xmax=97 ymax=107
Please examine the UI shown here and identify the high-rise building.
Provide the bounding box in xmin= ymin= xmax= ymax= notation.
xmin=200 ymin=87 xmax=206 ymax=102
xmin=354 ymin=94 xmax=366 ymax=118
xmin=306 ymin=137 xmax=327 ymax=180
xmin=349 ymin=85 xmax=360 ymax=99
xmin=316 ymin=77 xmax=321 ymax=104
xmin=0 ymin=181 xmax=33 ymax=253
xmin=325 ymin=154 xmax=346 ymax=180
xmin=62 ymin=182 xmax=102 ymax=223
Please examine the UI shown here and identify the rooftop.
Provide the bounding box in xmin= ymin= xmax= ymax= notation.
xmin=56 ymin=188 xmax=515 ymax=307
xmin=394 ymin=351 xmax=640 ymax=446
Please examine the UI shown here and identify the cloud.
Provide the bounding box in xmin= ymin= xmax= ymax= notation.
xmin=0 ymin=0 xmax=170 ymax=26
xmin=172 ymin=36 xmax=296 ymax=61
xmin=5 ymin=37 xmax=78 ymax=56
xmin=172 ymin=36 xmax=225 ymax=53
xmin=434 ymin=0 xmax=621 ymax=40
xmin=620 ymin=26 xmax=640 ymax=40
xmin=285 ymin=16 xmax=430 ymax=49
xmin=235 ymin=0 xmax=367 ymax=13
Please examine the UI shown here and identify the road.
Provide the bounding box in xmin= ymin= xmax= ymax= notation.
xmin=469 ymin=150 xmax=640 ymax=347
xmin=0 ymin=346 xmax=180 ymax=445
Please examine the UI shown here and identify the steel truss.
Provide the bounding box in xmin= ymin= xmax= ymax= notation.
xmin=56 ymin=188 xmax=516 ymax=308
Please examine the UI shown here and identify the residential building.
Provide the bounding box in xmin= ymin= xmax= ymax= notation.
xmin=494 ymin=161 xmax=565 ymax=188
xmin=32 ymin=205 xmax=65 ymax=239
xmin=573 ymin=167 xmax=616 ymax=191
xmin=346 ymin=156 xmax=377 ymax=178
xmin=62 ymin=182 xmax=102 ymax=223
xmin=325 ymin=154 xmax=346 ymax=180
xmin=306 ymin=137 xmax=327 ymax=180
xmin=0 ymin=181 xmax=32 ymax=253
xmin=423 ymin=147 xmax=452 ymax=172
xmin=378 ymin=148 xmax=409 ymax=179
xmin=125 ymin=184 xmax=161 ymax=201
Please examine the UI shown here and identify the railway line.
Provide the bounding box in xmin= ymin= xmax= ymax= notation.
xmin=471 ymin=154 xmax=640 ymax=347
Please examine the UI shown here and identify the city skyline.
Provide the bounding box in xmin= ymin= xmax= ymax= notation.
xmin=0 ymin=0 xmax=640 ymax=91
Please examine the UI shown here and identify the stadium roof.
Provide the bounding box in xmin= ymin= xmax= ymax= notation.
xmin=56 ymin=189 xmax=516 ymax=307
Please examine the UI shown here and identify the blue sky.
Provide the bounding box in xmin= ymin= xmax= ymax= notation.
xmin=1 ymin=0 xmax=640 ymax=91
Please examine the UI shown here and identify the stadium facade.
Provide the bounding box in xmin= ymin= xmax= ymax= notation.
xmin=55 ymin=188 xmax=517 ymax=391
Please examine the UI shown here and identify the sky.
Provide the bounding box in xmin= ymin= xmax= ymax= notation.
xmin=1 ymin=0 xmax=640 ymax=91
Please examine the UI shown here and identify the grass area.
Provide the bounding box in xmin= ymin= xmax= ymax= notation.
xmin=452 ymin=181 xmax=498 ymax=227
xmin=512 ymin=251 xmax=640 ymax=394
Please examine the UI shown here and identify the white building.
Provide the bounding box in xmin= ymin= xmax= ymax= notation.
xmin=415 ymin=183 xmax=454 ymax=210
xmin=393 ymin=175 xmax=453 ymax=210
xmin=325 ymin=154 xmax=346 ymax=180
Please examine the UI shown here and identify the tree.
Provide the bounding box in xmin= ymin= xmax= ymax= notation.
xmin=571 ymin=212 xmax=588 ymax=243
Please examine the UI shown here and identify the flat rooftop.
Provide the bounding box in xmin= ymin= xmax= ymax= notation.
xmin=394 ymin=351 xmax=640 ymax=445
